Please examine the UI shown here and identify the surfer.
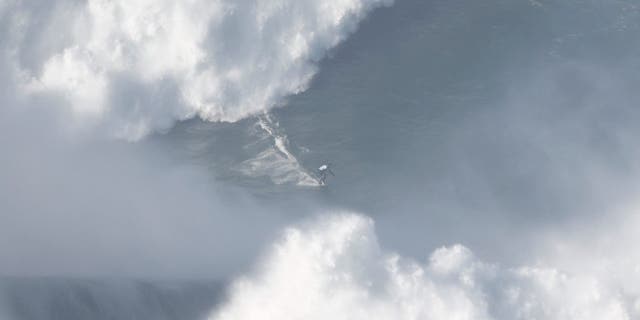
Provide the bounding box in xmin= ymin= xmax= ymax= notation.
xmin=317 ymin=163 xmax=334 ymax=185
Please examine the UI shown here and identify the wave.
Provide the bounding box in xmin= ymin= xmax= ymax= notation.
xmin=6 ymin=0 xmax=393 ymax=140
xmin=209 ymin=213 xmax=638 ymax=320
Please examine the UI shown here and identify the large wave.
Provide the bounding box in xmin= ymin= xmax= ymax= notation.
xmin=210 ymin=213 xmax=640 ymax=320
xmin=5 ymin=0 xmax=392 ymax=139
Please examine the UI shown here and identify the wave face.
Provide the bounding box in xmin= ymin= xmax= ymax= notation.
xmin=6 ymin=0 xmax=391 ymax=139
xmin=210 ymin=213 xmax=637 ymax=320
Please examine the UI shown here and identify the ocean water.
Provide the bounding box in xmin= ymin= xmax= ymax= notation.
xmin=167 ymin=0 xmax=640 ymax=259
xmin=2 ymin=0 xmax=640 ymax=319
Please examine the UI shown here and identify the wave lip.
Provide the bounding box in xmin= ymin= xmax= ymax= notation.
xmin=12 ymin=0 xmax=393 ymax=139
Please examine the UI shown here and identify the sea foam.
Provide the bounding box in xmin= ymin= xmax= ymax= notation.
xmin=5 ymin=0 xmax=392 ymax=139
xmin=210 ymin=213 xmax=637 ymax=320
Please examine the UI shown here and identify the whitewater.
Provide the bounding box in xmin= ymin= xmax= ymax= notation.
xmin=3 ymin=0 xmax=640 ymax=319
xmin=8 ymin=0 xmax=392 ymax=139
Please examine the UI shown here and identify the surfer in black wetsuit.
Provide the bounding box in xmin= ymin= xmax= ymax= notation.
xmin=317 ymin=163 xmax=334 ymax=185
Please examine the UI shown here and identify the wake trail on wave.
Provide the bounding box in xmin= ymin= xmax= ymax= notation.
xmin=235 ymin=114 xmax=321 ymax=187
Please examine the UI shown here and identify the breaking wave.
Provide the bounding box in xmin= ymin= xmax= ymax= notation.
xmin=210 ymin=213 xmax=640 ymax=320
xmin=4 ymin=0 xmax=392 ymax=139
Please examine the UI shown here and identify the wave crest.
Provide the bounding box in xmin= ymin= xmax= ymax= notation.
xmin=7 ymin=0 xmax=392 ymax=139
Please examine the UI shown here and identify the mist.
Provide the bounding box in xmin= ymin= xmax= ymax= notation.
xmin=0 ymin=60 xmax=283 ymax=279
xmin=0 ymin=104 xmax=293 ymax=279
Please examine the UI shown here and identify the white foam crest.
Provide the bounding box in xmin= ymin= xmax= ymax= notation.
xmin=8 ymin=0 xmax=393 ymax=139
xmin=210 ymin=213 xmax=638 ymax=320
xmin=235 ymin=114 xmax=320 ymax=186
